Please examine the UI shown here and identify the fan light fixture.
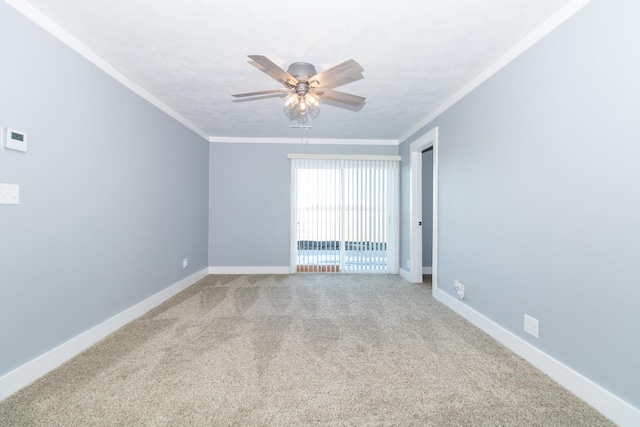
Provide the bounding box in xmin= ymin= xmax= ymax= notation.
xmin=232 ymin=55 xmax=366 ymax=127
xmin=283 ymin=93 xmax=320 ymax=123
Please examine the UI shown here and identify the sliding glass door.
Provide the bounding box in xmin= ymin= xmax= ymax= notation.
xmin=290 ymin=155 xmax=399 ymax=274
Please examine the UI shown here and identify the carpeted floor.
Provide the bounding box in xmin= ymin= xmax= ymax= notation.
xmin=0 ymin=274 xmax=614 ymax=426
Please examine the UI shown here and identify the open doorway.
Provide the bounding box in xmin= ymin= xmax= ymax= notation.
xmin=422 ymin=147 xmax=434 ymax=279
xmin=409 ymin=127 xmax=438 ymax=286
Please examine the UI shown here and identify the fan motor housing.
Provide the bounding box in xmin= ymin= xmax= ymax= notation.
xmin=287 ymin=62 xmax=317 ymax=82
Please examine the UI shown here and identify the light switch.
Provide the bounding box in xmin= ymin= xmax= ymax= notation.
xmin=0 ymin=183 xmax=19 ymax=204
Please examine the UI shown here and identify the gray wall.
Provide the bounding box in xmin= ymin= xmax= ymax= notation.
xmin=399 ymin=0 xmax=640 ymax=407
xmin=0 ymin=3 xmax=209 ymax=376
xmin=422 ymin=150 xmax=433 ymax=268
xmin=209 ymin=143 xmax=399 ymax=267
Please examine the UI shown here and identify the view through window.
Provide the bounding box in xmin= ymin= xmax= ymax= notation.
xmin=291 ymin=157 xmax=399 ymax=273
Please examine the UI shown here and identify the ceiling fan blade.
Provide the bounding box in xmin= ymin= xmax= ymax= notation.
xmin=248 ymin=55 xmax=298 ymax=86
xmin=310 ymin=59 xmax=364 ymax=88
xmin=248 ymin=61 xmax=286 ymax=85
xmin=313 ymin=88 xmax=365 ymax=106
xmin=321 ymin=73 xmax=364 ymax=89
xmin=232 ymin=88 xmax=293 ymax=98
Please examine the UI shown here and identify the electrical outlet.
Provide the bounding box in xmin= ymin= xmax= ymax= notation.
xmin=524 ymin=314 xmax=539 ymax=338
xmin=453 ymin=280 xmax=465 ymax=300
xmin=407 ymin=260 xmax=410 ymax=269
xmin=182 ymin=258 xmax=189 ymax=269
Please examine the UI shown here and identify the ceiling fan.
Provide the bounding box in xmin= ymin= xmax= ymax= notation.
xmin=232 ymin=55 xmax=366 ymax=123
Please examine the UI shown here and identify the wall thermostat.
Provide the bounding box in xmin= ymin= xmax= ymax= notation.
xmin=4 ymin=128 xmax=27 ymax=152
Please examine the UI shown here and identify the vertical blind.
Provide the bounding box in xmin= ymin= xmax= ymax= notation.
xmin=290 ymin=155 xmax=400 ymax=274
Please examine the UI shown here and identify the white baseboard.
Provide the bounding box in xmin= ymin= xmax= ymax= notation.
xmin=399 ymin=268 xmax=411 ymax=281
xmin=0 ymin=267 xmax=209 ymax=402
xmin=399 ymin=268 xmax=431 ymax=281
xmin=208 ymin=266 xmax=290 ymax=275
xmin=433 ymin=288 xmax=640 ymax=427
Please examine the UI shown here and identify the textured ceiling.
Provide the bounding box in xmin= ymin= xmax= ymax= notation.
xmin=15 ymin=0 xmax=574 ymax=142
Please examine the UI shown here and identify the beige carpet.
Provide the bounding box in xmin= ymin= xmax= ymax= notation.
xmin=0 ymin=274 xmax=613 ymax=426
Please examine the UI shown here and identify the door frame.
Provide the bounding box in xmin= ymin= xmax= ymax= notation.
xmin=409 ymin=127 xmax=438 ymax=286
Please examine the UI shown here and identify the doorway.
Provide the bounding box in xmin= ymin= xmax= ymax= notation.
xmin=422 ymin=147 xmax=434 ymax=276
xmin=409 ymin=127 xmax=438 ymax=285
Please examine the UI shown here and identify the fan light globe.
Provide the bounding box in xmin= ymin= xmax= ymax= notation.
xmin=283 ymin=94 xmax=320 ymax=123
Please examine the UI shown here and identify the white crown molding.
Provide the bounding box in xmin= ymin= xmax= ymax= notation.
xmin=6 ymin=0 xmax=593 ymax=148
xmin=0 ymin=267 xmax=209 ymax=401
xmin=433 ymin=288 xmax=640 ymax=427
xmin=208 ymin=136 xmax=399 ymax=145
xmin=4 ymin=0 xmax=210 ymax=141
xmin=400 ymin=0 xmax=593 ymax=142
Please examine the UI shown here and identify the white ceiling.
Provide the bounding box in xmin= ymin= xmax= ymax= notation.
xmin=14 ymin=0 xmax=576 ymax=143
